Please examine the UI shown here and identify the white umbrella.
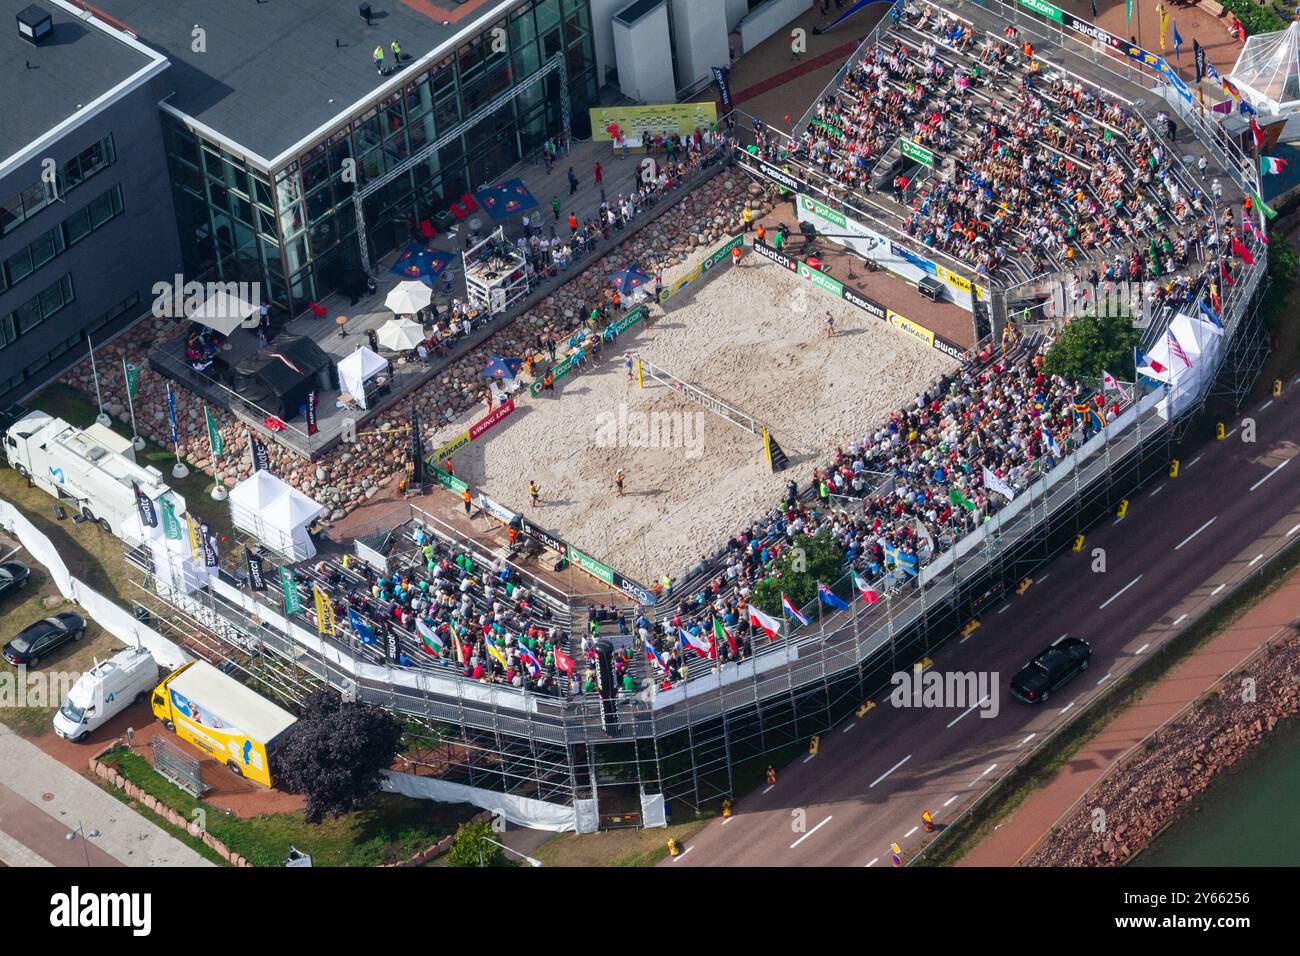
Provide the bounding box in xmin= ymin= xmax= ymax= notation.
xmin=376 ymin=317 xmax=425 ymax=351
xmin=385 ymin=280 xmax=433 ymax=315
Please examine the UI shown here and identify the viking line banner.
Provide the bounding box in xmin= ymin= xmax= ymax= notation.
xmin=427 ymin=400 xmax=517 ymax=466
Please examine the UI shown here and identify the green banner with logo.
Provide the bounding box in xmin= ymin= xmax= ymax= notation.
xmin=798 ymin=193 xmax=847 ymax=229
xmin=798 ymin=262 xmax=844 ymax=298
xmin=1019 ymin=0 xmax=1064 ymax=23
xmin=568 ymin=545 xmax=615 ymax=586
xmin=432 ymin=466 xmax=468 ymax=494
xmin=280 ymin=566 xmax=301 ymax=615
xmin=204 ymin=406 xmax=224 ymax=459
xmin=899 ymin=138 xmax=935 ymax=168
xmin=159 ymin=496 xmax=182 ymax=541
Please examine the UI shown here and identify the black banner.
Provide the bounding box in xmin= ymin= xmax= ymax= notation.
xmin=712 ymin=65 xmax=734 ymax=113
xmin=1193 ymin=40 xmax=1206 ymax=83
xmin=385 ymin=625 xmax=399 ymax=664
xmin=250 ymin=431 xmax=271 ymax=473
xmin=843 ymin=285 xmax=886 ymax=320
xmin=133 ymin=482 xmax=157 ymax=528
xmin=736 ymin=150 xmax=812 ymax=197
xmin=246 ymin=548 xmax=266 ymax=591
xmin=753 ymin=239 xmax=798 ymax=272
xmin=1063 ymin=13 xmax=1124 ymax=52
xmin=613 ymin=571 xmax=654 ymax=607
xmin=306 ymin=389 xmax=318 ymax=436
xmin=594 ymin=638 xmax=619 ymax=731
xmin=200 ymin=521 xmax=218 ymax=568
xmin=520 ymin=518 xmax=568 ymax=557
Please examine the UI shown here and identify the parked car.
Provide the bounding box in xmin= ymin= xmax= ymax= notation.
xmin=0 ymin=560 xmax=30 ymax=601
xmin=1009 ymin=637 xmax=1092 ymax=704
xmin=3 ymin=612 xmax=87 ymax=667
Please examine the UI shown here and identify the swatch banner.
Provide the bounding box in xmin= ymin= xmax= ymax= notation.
xmin=753 ymin=239 xmax=799 ymax=272
xmin=200 ymin=521 xmax=218 ymax=567
xmin=306 ymin=389 xmax=318 ymax=436
xmin=713 ymin=65 xmax=734 ymax=112
xmin=246 ymin=548 xmax=267 ymax=591
xmin=133 ymin=483 xmax=157 ymax=528
xmin=520 ymin=518 xmax=568 ymax=557
xmin=250 ymin=432 xmax=271 ymax=472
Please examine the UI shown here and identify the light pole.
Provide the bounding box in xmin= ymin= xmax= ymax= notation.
xmin=66 ymin=820 xmax=101 ymax=866
xmin=478 ymin=835 xmax=543 ymax=867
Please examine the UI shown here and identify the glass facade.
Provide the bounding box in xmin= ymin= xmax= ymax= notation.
xmin=162 ymin=0 xmax=597 ymax=317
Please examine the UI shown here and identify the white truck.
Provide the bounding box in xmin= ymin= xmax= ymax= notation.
xmin=53 ymin=645 xmax=159 ymax=742
xmin=3 ymin=409 xmax=186 ymax=543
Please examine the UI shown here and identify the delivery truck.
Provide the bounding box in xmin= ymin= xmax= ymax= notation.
xmin=53 ymin=646 xmax=159 ymax=742
xmin=150 ymin=661 xmax=297 ymax=788
xmin=2 ymin=409 xmax=186 ymax=543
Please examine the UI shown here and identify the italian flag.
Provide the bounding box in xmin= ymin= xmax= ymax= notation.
xmin=1261 ymin=156 xmax=1288 ymax=175
xmin=714 ymin=617 xmax=739 ymax=655
xmin=748 ymin=604 xmax=782 ymax=641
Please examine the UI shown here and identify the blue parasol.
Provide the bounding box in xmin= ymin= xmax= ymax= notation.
xmin=609 ymin=264 xmax=652 ymax=296
xmin=483 ymin=355 xmax=523 ymax=380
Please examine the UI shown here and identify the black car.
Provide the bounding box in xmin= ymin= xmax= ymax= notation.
xmin=0 ymin=561 xmax=30 ymax=601
xmin=3 ymin=612 xmax=87 ymax=667
xmin=1009 ymin=637 xmax=1092 ymax=704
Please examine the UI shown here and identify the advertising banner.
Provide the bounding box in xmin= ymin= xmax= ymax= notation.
xmin=712 ymin=66 xmax=733 ymax=112
xmin=432 ymin=467 xmax=468 ymax=494
xmin=1019 ymin=0 xmax=1064 ymax=23
xmin=590 ymin=103 xmax=718 ymax=141
xmin=798 ymin=193 xmax=847 ymax=229
xmin=753 ymin=239 xmax=798 ymax=271
xmin=660 ymin=236 xmax=745 ymax=304
xmin=568 ymin=545 xmax=615 ymax=586
xmin=899 ymin=138 xmax=935 ymax=168
xmin=428 ymin=430 xmax=470 ymax=466
xmin=280 ymin=566 xmax=301 ymax=615
xmin=469 ymin=399 xmax=515 ymax=441
xmin=798 ymin=261 xmax=844 ymax=298
xmin=888 ymin=310 xmax=936 ymax=349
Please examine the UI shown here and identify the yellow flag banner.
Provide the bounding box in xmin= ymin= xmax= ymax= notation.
xmin=313 ymin=584 xmax=336 ymax=636
xmin=185 ymin=513 xmax=201 ymax=561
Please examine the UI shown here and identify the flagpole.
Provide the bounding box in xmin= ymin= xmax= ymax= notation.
xmin=87 ymin=333 xmax=111 ymax=428
xmin=121 ymin=358 xmax=144 ymax=451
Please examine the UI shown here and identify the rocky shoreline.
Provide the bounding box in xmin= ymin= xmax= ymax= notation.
xmin=1027 ymin=627 xmax=1300 ymax=866
xmin=58 ymin=171 xmax=773 ymax=523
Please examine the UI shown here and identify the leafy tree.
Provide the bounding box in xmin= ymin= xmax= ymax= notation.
xmin=275 ymin=689 xmax=403 ymax=824
xmin=446 ymin=820 xmax=506 ymax=867
xmin=1042 ymin=313 xmax=1139 ymax=381
xmin=750 ymin=531 xmax=845 ymax=617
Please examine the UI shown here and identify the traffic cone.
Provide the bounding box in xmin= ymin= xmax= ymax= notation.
xmin=667 ymin=838 xmax=680 ymax=857
xmin=921 ymin=810 xmax=934 ymax=832
xmin=766 ymin=765 xmax=776 ymax=786
xmin=722 ymin=799 xmax=733 ymax=818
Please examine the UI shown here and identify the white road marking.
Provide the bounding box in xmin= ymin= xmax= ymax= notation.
xmin=1148 ymin=484 xmax=1164 ymax=497
xmin=673 ymin=846 xmax=694 ymax=861
xmin=947 ymin=696 xmax=990 ymax=728
xmin=762 ymin=785 xmax=775 ymax=795
xmin=1187 ymin=454 xmax=1203 ymax=468
xmin=959 ymin=631 xmax=975 ymax=644
xmin=803 ymin=754 xmax=817 ymax=763
xmin=1174 ymin=516 xmax=1217 ymax=550
xmin=842 ymin=722 xmax=856 ymax=733
xmin=865 ymin=857 xmax=879 ymax=867
xmin=1097 ymin=672 xmax=1112 ymax=685
xmin=1249 ymin=553 xmax=1264 ymax=566
xmin=870 ymin=754 xmax=912 ymax=788
xmin=1224 ymin=427 xmax=1238 ymax=441
xmin=790 ymin=815 xmax=833 ymax=849
xmin=943 ymin=795 xmax=959 ymax=807
xmin=1061 ymin=702 xmax=1076 ymax=714
xmin=1052 ymin=632 xmax=1068 ymax=645
xmin=904 ymin=826 xmax=919 ymax=838
xmin=997 ymin=603 xmax=1010 ymax=614
xmin=1099 ymin=574 xmax=1143 ymax=610
xmin=1037 ymin=572 xmax=1050 ymax=584
xmin=0 ymin=545 xmax=23 ymax=563
xmin=1211 ymin=583 xmax=1226 ymax=596
xmin=1250 ymin=458 xmax=1290 ymax=492
xmin=1288 ymin=523 xmax=1300 ymax=537
xmin=1135 ymin=643 xmax=1150 ymax=655
xmin=970 ymin=764 xmax=997 ymax=786
xmin=1113 ymin=516 xmax=1124 ymax=526
xmin=1020 ymin=733 xmax=1037 ymax=746
xmin=1172 ymin=613 xmax=1187 ymax=626
xmin=1261 ymin=399 xmax=1274 ymax=410
xmin=721 ymin=816 xmax=733 ymax=825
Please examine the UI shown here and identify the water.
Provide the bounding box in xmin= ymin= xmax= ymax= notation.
xmin=1133 ymin=717 xmax=1300 ymax=867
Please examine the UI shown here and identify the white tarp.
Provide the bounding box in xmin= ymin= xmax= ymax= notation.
xmin=640 ymin=791 xmax=667 ymax=828
xmin=0 ymin=501 xmax=190 ymax=670
xmin=381 ymin=769 xmax=579 ymax=832
xmin=187 ymin=288 xmax=260 ymax=336
xmin=228 ymin=471 xmax=324 ymax=560
xmin=1152 ymin=311 xmax=1222 ymax=420
xmin=336 ymin=345 xmax=389 ymax=411
xmin=573 ymin=797 xmax=600 ymax=834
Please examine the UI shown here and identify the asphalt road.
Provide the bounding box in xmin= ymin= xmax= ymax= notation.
xmin=667 ymin=377 xmax=1300 ymax=867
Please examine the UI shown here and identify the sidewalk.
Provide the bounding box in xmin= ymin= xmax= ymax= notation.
xmin=0 ymin=725 xmax=212 ymax=867
xmin=960 ymin=568 xmax=1300 ymax=866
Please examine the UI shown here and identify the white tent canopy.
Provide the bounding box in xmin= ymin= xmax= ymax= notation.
xmin=1230 ymin=22 xmax=1300 ymax=115
xmin=228 ymin=471 xmax=325 ymax=560
xmin=187 ymin=287 xmax=261 ymax=336
xmin=336 ymin=345 xmax=390 ymax=410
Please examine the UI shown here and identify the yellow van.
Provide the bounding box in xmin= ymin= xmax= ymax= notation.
xmin=150 ymin=661 xmax=297 ymax=788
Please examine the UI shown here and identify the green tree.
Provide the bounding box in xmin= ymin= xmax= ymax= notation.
xmin=1042 ymin=313 xmax=1139 ymax=381
xmin=750 ymin=531 xmax=846 ymax=617
xmin=446 ymin=820 xmax=506 ymax=867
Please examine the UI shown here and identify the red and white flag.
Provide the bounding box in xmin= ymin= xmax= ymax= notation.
xmin=748 ymin=604 xmax=782 ymax=641
xmin=852 ymin=572 xmax=880 ymax=604
xmin=554 ymin=647 xmax=576 ymax=675
xmin=1101 ymin=370 xmax=1130 ymax=402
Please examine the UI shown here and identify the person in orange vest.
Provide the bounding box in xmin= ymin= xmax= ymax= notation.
xmin=1022 ymin=41 xmax=1033 ymax=59
xmin=461 ymin=488 xmax=472 ymax=516
xmin=612 ymin=289 xmax=622 ymax=311
xmin=731 ymin=245 xmax=742 ymax=267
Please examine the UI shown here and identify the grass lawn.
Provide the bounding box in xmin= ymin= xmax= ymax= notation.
xmin=28 ymin=382 xmax=234 ymax=540
xmin=100 ymin=745 xmax=476 ymax=867
xmin=530 ymin=819 xmax=710 ymax=867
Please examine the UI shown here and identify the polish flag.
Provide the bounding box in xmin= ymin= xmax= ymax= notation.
xmin=748 ymin=604 xmax=782 ymax=641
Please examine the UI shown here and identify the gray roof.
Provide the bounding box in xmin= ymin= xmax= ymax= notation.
xmin=93 ymin=0 xmax=518 ymax=167
xmin=1 ymin=0 xmax=159 ymax=165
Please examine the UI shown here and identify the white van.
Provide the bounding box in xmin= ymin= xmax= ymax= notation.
xmin=53 ymin=646 xmax=159 ymax=742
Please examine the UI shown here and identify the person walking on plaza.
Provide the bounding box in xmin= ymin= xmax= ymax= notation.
xmin=594 ymin=162 xmax=603 ymax=185
xmin=567 ymin=167 xmax=579 ymax=196
xmin=551 ymin=195 xmax=562 ymax=222
xmin=568 ymin=212 xmax=578 ymax=235
xmin=529 ymin=481 xmax=541 ymax=508
xmin=461 ymin=487 xmax=472 ymax=516
xmin=390 ymin=39 xmax=401 ymax=66
xmin=615 ymin=468 xmax=625 ymax=498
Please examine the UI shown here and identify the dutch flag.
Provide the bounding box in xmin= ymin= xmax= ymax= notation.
xmin=782 ymin=592 xmax=810 ymax=625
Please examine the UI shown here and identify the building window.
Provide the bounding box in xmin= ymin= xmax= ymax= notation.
xmin=0 ymin=134 xmax=116 ymax=237
xmin=0 ymin=185 xmax=123 ymax=290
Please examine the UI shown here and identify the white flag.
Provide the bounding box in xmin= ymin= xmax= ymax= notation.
xmin=1101 ymin=369 xmax=1131 ymax=402
xmin=982 ymin=466 xmax=1016 ymax=501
